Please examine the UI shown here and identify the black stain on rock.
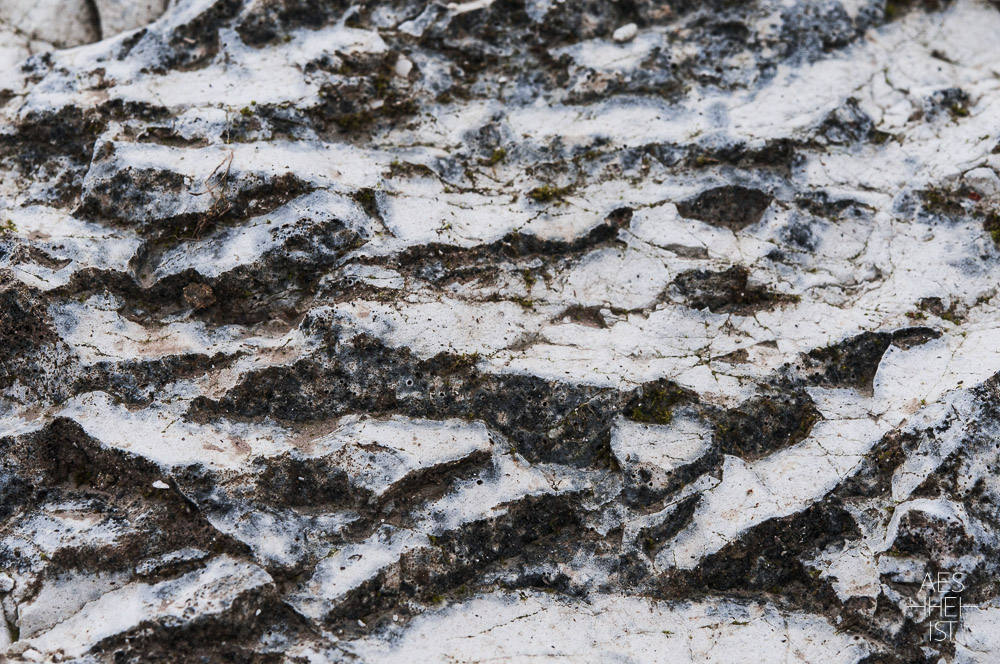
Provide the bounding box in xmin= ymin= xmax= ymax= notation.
xmin=671 ymin=265 xmax=797 ymax=314
xmin=803 ymin=328 xmax=940 ymax=393
xmin=675 ymin=185 xmax=773 ymax=231
xmin=710 ymin=387 xmax=820 ymax=461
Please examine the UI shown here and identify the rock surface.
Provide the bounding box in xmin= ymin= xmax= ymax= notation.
xmin=1 ymin=0 xmax=1000 ymax=662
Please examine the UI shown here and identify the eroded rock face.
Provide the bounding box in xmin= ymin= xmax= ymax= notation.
xmin=0 ymin=0 xmax=167 ymax=63
xmin=1 ymin=0 xmax=1000 ymax=662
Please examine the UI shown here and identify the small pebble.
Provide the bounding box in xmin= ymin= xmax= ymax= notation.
xmin=152 ymin=480 xmax=169 ymax=489
xmin=613 ymin=23 xmax=638 ymax=43
xmin=395 ymin=55 xmax=413 ymax=78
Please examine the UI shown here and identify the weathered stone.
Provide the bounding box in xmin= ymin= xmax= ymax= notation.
xmin=2 ymin=0 xmax=1000 ymax=661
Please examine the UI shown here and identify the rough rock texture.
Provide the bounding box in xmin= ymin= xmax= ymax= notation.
xmin=2 ymin=0 xmax=1000 ymax=662
xmin=0 ymin=0 xmax=168 ymax=68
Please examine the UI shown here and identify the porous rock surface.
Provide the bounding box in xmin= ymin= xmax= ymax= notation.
xmin=2 ymin=0 xmax=1000 ymax=662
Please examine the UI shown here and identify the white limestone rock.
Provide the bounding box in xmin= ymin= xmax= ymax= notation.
xmin=1 ymin=0 xmax=1000 ymax=661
